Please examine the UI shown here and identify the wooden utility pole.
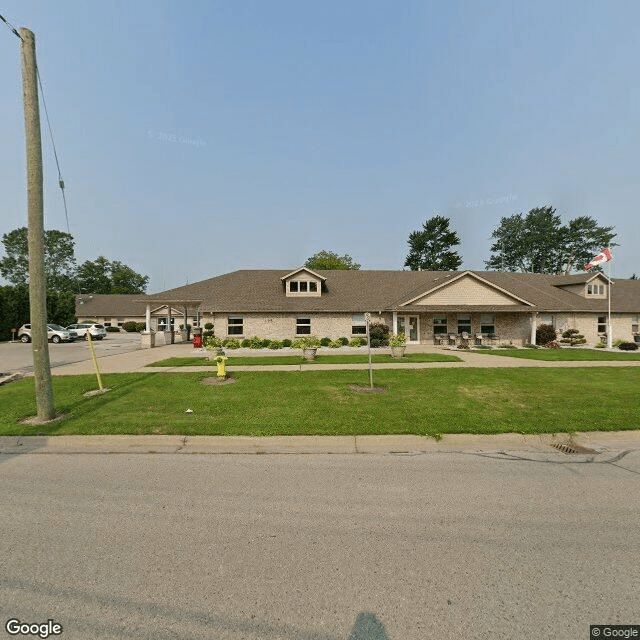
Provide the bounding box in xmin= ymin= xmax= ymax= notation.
xmin=21 ymin=27 xmax=55 ymax=420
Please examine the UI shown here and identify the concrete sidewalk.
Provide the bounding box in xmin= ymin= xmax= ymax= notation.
xmin=1 ymin=430 xmax=639 ymax=456
xmin=42 ymin=342 xmax=640 ymax=375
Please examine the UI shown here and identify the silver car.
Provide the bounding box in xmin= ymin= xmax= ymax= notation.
xmin=18 ymin=323 xmax=77 ymax=344
xmin=66 ymin=323 xmax=107 ymax=340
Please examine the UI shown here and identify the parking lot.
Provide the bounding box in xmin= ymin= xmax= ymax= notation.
xmin=0 ymin=332 xmax=143 ymax=375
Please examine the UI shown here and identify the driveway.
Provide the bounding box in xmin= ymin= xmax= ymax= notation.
xmin=0 ymin=332 xmax=142 ymax=375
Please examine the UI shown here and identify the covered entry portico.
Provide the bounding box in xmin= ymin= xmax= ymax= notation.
xmin=134 ymin=295 xmax=204 ymax=348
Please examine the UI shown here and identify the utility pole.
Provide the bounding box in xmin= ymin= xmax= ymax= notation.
xmin=21 ymin=27 xmax=55 ymax=420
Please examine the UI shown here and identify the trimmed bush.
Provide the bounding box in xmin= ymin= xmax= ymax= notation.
xmin=560 ymin=328 xmax=586 ymax=346
xmin=240 ymin=338 xmax=251 ymax=348
xmin=338 ymin=337 xmax=349 ymax=346
xmin=320 ymin=337 xmax=332 ymax=347
xmin=268 ymin=340 xmax=283 ymax=350
xmin=282 ymin=339 xmax=292 ymax=348
xmin=204 ymin=322 xmax=213 ymax=330
xmin=223 ymin=337 xmax=241 ymax=349
xmin=370 ymin=338 xmax=385 ymax=348
xmin=536 ymin=323 xmax=557 ymax=346
xmin=329 ymin=339 xmax=342 ymax=348
xmin=261 ymin=338 xmax=271 ymax=348
xmin=203 ymin=330 xmax=214 ymax=338
xmin=349 ymin=337 xmax=366 ymax=347
xmin=135 ymin=322 xmax=146 ymax=332
xmin=106 ymin=326 xmax=120 ymax=333
xmin=246 ymin=335 xmax=263 ymax=349
xmin=122 ymin=321 xmax=138 ymax=332
xmin=618 ymin=342 xmax=639 ymax=351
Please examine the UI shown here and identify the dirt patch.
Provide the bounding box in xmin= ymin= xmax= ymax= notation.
xmin=348 ymin=384 xmax=388 ymax=394
xmin=20 ymin=413 xmax=68 ymax=426
xmin=201 ymin=376 xmax=237 ymax=386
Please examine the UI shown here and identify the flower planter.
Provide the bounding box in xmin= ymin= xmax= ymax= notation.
xmin=302 ymin=348 xmax=318 ymax=361
xmin=390 ymin=346 xmax=406 ymax=358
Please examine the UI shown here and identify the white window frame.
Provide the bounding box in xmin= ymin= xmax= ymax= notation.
xmin=228 ymin=315 xmax=243 ymax=335
xmin=352 ymin=314 xmax=367 ymax=335
xmin=296 ymin=317 xmax=311 ymax=335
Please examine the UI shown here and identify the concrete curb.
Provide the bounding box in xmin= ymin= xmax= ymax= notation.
xmin=1 ymin=431 xmax=638 ymax=456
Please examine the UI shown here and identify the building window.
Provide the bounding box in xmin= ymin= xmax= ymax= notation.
xmin=289 ymin=281 xmax=299 ymax=292
xmin=309 ymin=282 xmax=318 ymax=292
xmin=480 ymin=314 xmax=495 ymax=335
xmin=228 ymin=316 xmax=243 ymax=335
xmin=296 ymin=318 xmax=311 ymax=335
xmin=597 ymin=316 xmax=607 ymax=333
xmin=433 ymin=316 xmax=448 ymax=335
xmin=587 ymin=284 xmax=605 ymax=295
xmin=457 ymin=315 xmax=471 ymax=334
xmin=299 ymin=281 xmax=308 ymax=292
xmin=632 ymin=315 xmax=639 ymax=334
xmin=352 ymin=314 xmax=367 ymax=335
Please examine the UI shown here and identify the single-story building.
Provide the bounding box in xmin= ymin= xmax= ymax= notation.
xmin=76 ymin=268 xmax=640 ymax=346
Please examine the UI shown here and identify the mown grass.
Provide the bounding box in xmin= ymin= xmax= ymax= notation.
xmin=147 ymin=352 xmax=462 ymax=367
xmin=467 ymin=348 xmax=640 ymax=361
xmin=1 ymin=368 xmax=639 ymax=437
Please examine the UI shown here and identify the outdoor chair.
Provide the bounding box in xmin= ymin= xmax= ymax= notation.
xmin=448 ymin=334 xmax=458 ymax=346
xmin=475 ymin=334 xmax=483 ymax=346
xmin=460 ymin=332 xmax=470 ymax=348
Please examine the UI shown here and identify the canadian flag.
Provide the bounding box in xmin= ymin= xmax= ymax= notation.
xmin=584 ymin=248 xmax=612 ymax=270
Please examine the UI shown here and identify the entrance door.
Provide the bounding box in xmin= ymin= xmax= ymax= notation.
xmin=397 ymin=316 xmax=420 ymax=343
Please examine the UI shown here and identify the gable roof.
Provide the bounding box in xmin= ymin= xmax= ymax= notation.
xmin=280 ymin=267 xmax=326 ymax=282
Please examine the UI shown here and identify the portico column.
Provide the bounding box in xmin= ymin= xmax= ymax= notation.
xmin=145 ymin=304 xmax=151 ymax=332
xmin=530 ymin=312 xmax=537 ymax=345
xmin=392 ymin=311 xmax=398 ymax=335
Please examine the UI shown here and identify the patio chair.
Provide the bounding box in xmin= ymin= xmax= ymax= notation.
xmin=460 ymin=332 xmax=470 ymax=348
xmin=475 ymin=333 xmax=483 ymax=346
xmin=448 ymin=334 xmax=458 ymax=346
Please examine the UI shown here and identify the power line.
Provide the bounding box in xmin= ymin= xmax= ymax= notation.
xmin=0 ymin=13 xmax=23 ymax=40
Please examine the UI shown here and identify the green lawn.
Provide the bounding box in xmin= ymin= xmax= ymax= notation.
xmin=2 ymin=368 xmax=639 ymax=437
xmin=147 ymin=353 xmax=462 ymax=367
xmin=468 ymin=348 xmax=640 ymax=361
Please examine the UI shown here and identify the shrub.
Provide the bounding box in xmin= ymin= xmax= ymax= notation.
xmin=370 ymin=338 xmax=385 ymax=348
xmin=328 ymin=339 xmax=342 ymax=348
xmin=204 ymin=335 xmax=223 ymax=350
xmin=349 ymin=337 xmax=366 ymax=347
xmin=223 ymin=337 xmax=241 ymax=349
xmin=369 ymin=323 xmax=389 ymax=340
xmin=282 ymin=339 xmax=292 ymax=348
xmin=122 ymin=321 xmax=138 ymax=333
xmin=613 ymin=339 xmax=624 ymax=347
xmin=240 ymin=338 xmax=251 ymax=348
xmin=618 ymin=342 xmax=639 ymax=351
xmin=106 ymin=326 xmax=120 ymax=333
xmin=320 ymin=337 xmax=332 ymax=347
xmin=135 ymin=322 xmax=146 ymax=332
xmin=388 ymin=332 xmax=407 ymax=347
xmin=261 ymin=338 xmax=271 ymax=348
xmin=594 ymin=341 xmax=605 ymax=348
xmin=536 ymin=323 xmax=557 ymax=345
xmin=339 ymin=337 xmax=349 ymax=346
xmin=203 ymin=330 xmax=214 ymax=338
xmin=291 ymin=336 xmax=321 ymax=349
xmin=204 ymin=322 xmax=213 ymax=330
xmin=561 ymin=328 xmax=586 ymax=346
xmin=268 ymin=340 xmax=283 ymax=350
xmin=247 ymin=335 xmax=264 ymax=349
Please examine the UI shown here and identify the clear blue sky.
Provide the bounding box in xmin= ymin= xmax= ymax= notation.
xmin=1 ymin=0 xmax=638 ymax=292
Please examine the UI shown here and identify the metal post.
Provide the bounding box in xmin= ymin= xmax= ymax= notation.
xmin=21 ymin=27 xmax=54 ymax=420
xmin=365 ymin=312 xmax=373 ymax=389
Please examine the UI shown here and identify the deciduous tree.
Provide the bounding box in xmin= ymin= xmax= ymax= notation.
xmin=304 ymin=250 xmax=361 ymax=270
xmin=404 ymin=216 xmax=462 ymax=271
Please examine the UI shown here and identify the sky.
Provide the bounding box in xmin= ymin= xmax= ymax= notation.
xmin=1 ymin=0 xmax=638 ymax=292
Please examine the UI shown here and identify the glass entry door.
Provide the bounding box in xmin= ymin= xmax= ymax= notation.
xmin=396 ymin=316 xmax=419 ymax=343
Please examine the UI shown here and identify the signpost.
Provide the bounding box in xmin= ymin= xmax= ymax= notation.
xmin=365 ymin=313 xmax=373 ymax=390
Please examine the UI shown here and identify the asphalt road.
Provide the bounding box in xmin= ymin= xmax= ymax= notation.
xmin=1 ymin=451 xmax=638 ymax=639
xmin=0 ymin=333 xmax=141 ymax=375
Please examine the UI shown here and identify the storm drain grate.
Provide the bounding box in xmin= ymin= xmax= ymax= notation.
xmin=550 ymin=442 xmax=598 ymax=455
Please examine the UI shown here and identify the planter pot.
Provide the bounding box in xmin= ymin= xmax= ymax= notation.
xmin=390 ymin=346 xmax=406 ymax=358
xmin=302 ymin=348 xmax=318 ymax=361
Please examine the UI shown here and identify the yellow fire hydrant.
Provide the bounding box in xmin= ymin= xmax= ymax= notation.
xmin=215 ymin=355 xmax=228 ymax=379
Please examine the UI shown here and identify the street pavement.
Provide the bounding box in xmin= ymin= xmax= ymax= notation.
xmin=1 ymin=451 xmax=638 ymax=640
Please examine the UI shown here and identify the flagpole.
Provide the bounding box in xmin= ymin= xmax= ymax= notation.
xmin=607 ymin=247 xmax=613 ymax=349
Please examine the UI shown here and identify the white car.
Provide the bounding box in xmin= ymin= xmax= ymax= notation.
xmin=66 ymin=323 xmax=107 ymax=340
xmin=18 ymin=323 xmax=77 ymax=344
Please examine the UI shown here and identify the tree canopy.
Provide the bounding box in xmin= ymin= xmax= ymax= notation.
xmin=0 ymin=227 xmax=149 ymax=295
xmin=304 ymin=250 xmax=361 ymax=270
xmin=485 ymin=206 xmax=616 ymax=274
xmin=76 ymin=257 xmax=149 ymax=294
xmin=404 ymin=215 xmax=463 ymax=271
xmin=0 ymin=227 xmax=77 ymax=291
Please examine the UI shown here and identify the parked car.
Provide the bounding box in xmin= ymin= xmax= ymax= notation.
xmin=66 ymin=323 xmax=107 ymax=340
xmin=18 ymin=323 xmax=77 ymax=344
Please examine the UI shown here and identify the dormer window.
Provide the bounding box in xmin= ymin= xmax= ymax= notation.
xmin=283 ymin=268 xmax=324 ymax=297
xmin=587 ymin=284 xmax=605 ymax=296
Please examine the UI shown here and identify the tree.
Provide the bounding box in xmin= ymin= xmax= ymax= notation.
xmin=76 ymin=256 xmax=148 ymax=294
xmin=304 ymin=250 xmax=361 ymax=270
xmin=485 ymin=206 xmax=616 ymax=274
xmin=404 ymin=216 xmax=462 ymax=271
xmin=0 ymin=227 xmax=76 ymax=291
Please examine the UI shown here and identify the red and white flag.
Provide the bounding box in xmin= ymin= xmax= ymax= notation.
xmin=584 ymin=248 xmax=612 ymax=270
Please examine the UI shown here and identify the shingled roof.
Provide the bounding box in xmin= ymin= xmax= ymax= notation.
xmin=139 ymin=269 xmax=640 ymax=314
